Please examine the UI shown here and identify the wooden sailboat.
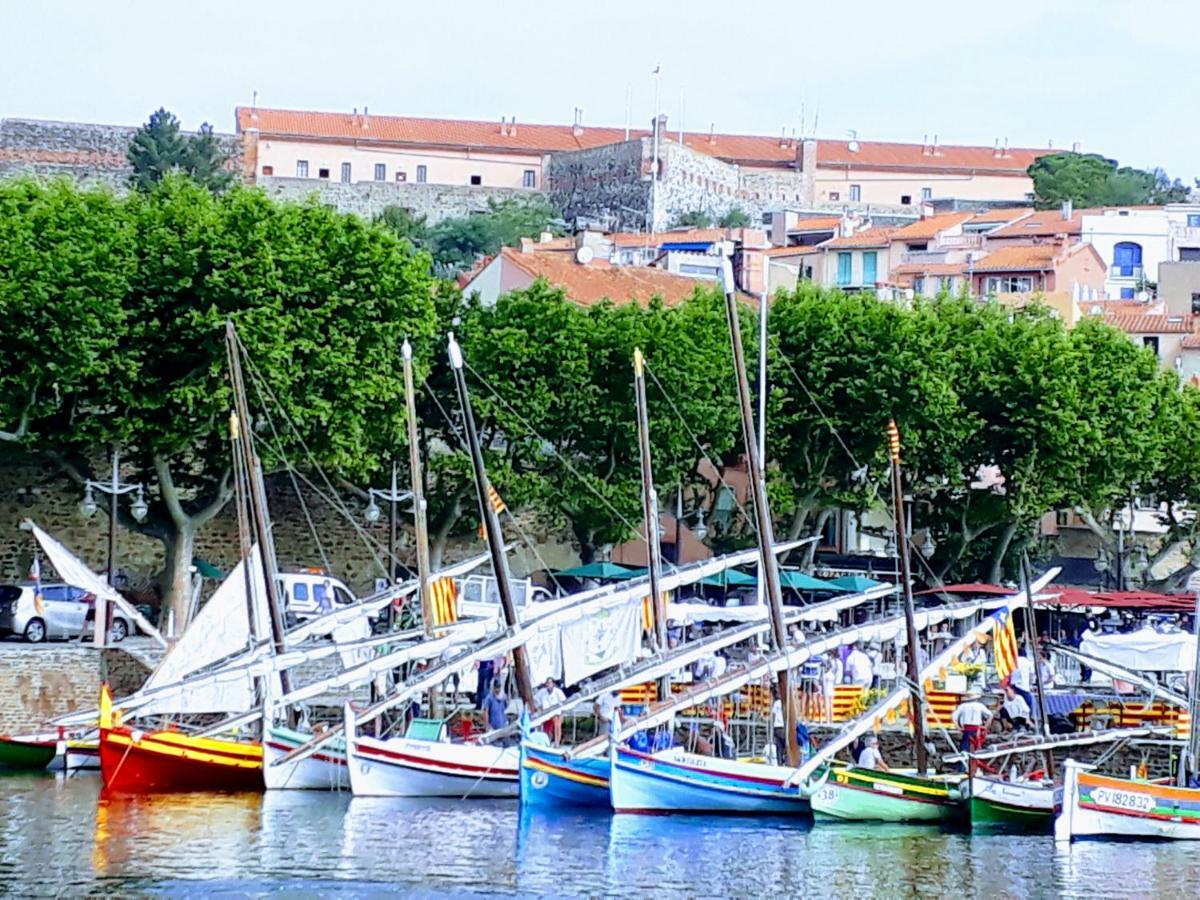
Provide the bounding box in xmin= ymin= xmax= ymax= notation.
xmin=1056 ymin=584 xmax=1200 ymax=841
xmin=809 ymin=420 xmax=966 ymax=824
xmin=0 ymin=735 xmax=58 ymax=770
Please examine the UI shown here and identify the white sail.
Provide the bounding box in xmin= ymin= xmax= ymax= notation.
xmin=27 ymin=520 xmax=166 ymax=646
xmin=136 ymin=547 xmax=270 ymax=716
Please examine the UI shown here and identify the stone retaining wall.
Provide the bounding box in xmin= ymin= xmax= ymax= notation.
xmin=257 ymin=176 xmax=530 ymax=224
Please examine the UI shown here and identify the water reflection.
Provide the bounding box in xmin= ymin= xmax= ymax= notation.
xmin=2 ymin=772 xmax=1200 ymax=895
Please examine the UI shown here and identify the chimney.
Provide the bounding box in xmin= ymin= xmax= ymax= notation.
xmin=993 ymin=138 xmax=1001 ymax=158
xmin=847 ymin=129 xmax=859 ymax=153
xmin=708 ymin=123 xmax=715 ymax=145
xmin=500 ymin=116 xmax=508 ymax=136
xmin=1071 ymin=141 xmax=1081 ymax=153
xmin=779 ymin=127 xmax=787 ymax=149
xmin=1061 ymin=199 xmax=1073 ymax=221
xmin=510 ymin=115 xmax=517 ymax=136
xmin=796 ymin=138 xmax=817 ymax=173
xmin=572 ymin=107 xmax=584 ymax=137
xmin=923 ymin=134 xmax=932 ymax=157
xmin=362 ymin=106 xmax=369 ymax=129
xmin=1002 ymin=137 xmax=1009 ymax=158
xmin=932 ymin=133 xmax=941 ymax=156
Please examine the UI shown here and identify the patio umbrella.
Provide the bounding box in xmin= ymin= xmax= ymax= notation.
xmin=700 ymin=569 xmax=757 ymax=588
xmin=555 ymin=561 xmax=639 ymax=580
xmin=826 ymin=574 xmax=887 ymax=592
xmin=778 ymin=570 xmax=845 ymax=592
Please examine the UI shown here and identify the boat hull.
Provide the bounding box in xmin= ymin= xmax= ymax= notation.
xmin=969 ymin=774 xmax=1057 ymax=831
xmin=520 ymin=741 xmax=609 ymax=808
xmin=0 ymin=737 xmax=57 ymax=770
xmin=809 ymin=767 xmax=964 ymax=823
xmin=263 ymin=726 xmax=348 ymax=791
xmin=348 ymin=734 xmax=519 ymax=798
xmin=1056 ymin=761 xmax=1200 ymax=841
xmin=47 ymin=740 xmax=102 ymax=773
xmin=609 ymin=746 xmax=811 ymax=815
xmin=99 ymin=727 xmax=263 ymax=793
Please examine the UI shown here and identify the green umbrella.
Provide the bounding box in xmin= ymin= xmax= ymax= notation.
xmin=778 ymin=570 xmax=844 ymax=592
xmin=700 ymin=569 xmax=757 ymax=588
xmin=827 ymin=574 xmax=887 ymax=592
xmin=192 ymin=557 xmax=224 ymax=579
xmin=556 ymin=561 xmax=639 ymax=580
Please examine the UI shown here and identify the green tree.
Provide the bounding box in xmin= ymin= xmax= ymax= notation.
xmin=375 ymin=205 xmax=430 ymax=248
xmin=1028 ymin=152 xmax=1190 ymax=209
xmin=127 ymin=108 xmax=234 ymax=193
xmin=673 ymin=210 xmax=712 ymax=228
xmin=427 ymin=195 xmax=562 ymax=272
xmin=718 ymin=208 xmax=752 ymax=228
xmin=0 ymin=177 xmax=437 ymax=624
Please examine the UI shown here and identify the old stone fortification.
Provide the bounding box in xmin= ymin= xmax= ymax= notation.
xmin=257 ymin=176 xmax=531 ymax=224
xmin=0 ymin=459 xmax=577 ymax=601
xmin=0 ymin=644 xmax=151 ymax=734
xmin=546 ymin=139 xmax=652 ymax=231
xmin=0 ymin=118 xmax=241 ymax=186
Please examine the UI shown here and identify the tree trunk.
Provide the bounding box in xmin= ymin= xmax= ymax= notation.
xmin=987 ymin=519 xmax=1020 ymax=585
xmin=158 ymin=523 xmax=197 ymax=638
xmin=801 ymin=508 xmax=832 ymax=568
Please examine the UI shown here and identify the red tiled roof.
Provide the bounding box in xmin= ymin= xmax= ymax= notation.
xmin=1181 ymin=333 xmax=1200 ymax=349
xmin=966 ymin=206 xmax=1034 ymax=224
xmin=763 ymin=245 xmax=826 ymax=257
xmin=821 ymin=227 xmax=896 ymax=249
xmin=987 ymin=209 xmax=1081 ymax=238
xmin=1078 ymin=299 xmax=1161 ymax=317
xmin=610 ymin=228 xmax=728 ymax=247
xmin=890 ymin=213 xmax=974 ymax=241
xmin=784 ymin=216 xmax=841 ymax=232
xmin=891 ymin=262 xmax=968 ymax=276
xmin=237 ymin=107 xmax=1047 ymax=173
xmin=491 ymin=247 xmax=707 ymax=306
xmin=1104 ymin=314 xmax=1196 ymax=335
xmin=971 ymin=245 xmax=1061 ymax=272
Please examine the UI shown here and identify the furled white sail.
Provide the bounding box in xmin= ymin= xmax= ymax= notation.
xmin=27 ymin=520 xmax=166 ymax=646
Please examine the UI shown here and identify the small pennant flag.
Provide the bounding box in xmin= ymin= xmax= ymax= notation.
xmin=991 ymin=607 xmax=1019 ymax=683
xmin=487 ymin=484 xmax=507 ymax=514
xmin=29 ymin=554 xmax=44 ymax=617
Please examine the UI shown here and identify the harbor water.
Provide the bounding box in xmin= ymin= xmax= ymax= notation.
xmin=2 ymin=773 xmax=1199 ymax=897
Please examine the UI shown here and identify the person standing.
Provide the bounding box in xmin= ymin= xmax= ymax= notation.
xmin=534 ymin=677 xmax=567 ymax=745
xmin=483 ymin=681 xmax=511 ymax=744
xmin=845 ymin=640 xmax=874 ymax=688
xmin=594 ymin=691 xmax=622 ymax=735
xmin=952 ymin=690 xmax=994 ymax=752
xmin=1011 ymin=649 xmax=1036 ymax=719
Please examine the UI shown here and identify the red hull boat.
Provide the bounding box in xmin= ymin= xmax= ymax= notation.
xmin=99 ymin=727 xmax=263 ymax=793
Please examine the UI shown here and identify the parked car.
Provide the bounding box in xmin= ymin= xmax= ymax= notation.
xmin=0 ymin=583 xmax=130 ymax=643
xmin=278 ymin=571 xmax=358 ymax=626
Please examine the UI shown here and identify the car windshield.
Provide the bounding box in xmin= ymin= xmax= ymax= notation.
xmin=0 ymin=586 xmax=21 ymax=603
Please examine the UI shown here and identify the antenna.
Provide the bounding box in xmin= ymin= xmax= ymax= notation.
xmin=625 ymin=84 xmax=632 ymax=140
xmin=252 ymin=89 xmax=258 ymax=109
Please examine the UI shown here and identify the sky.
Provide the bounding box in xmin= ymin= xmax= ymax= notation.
xmin=2 ymin=0 xmax=1197 ymax=181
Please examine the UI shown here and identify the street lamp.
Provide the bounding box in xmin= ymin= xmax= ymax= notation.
xmin=80 ymin=445 xmax=146 ymax=647
xmin=364 ymin=460 xmax=413 ymax=585
xmin=919 ymin=531 xmax=936 ymax=559
xmin=1092 ymin=548 xmax=1110 ymax=574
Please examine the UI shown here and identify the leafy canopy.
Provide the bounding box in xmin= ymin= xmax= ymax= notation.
xmin=127 ymin=108 xmax=235 ymax=193
xmin=1028 ymin=152 xmax=1191 ymax=209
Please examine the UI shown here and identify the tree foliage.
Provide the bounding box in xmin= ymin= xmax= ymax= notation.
xmin=127 ymin=108 xmax=235 ymax=193
xmin=1028 ymin=152 xmax=1191 ymax=209
xmin=425 ymin=195 xmax=563 ymax=273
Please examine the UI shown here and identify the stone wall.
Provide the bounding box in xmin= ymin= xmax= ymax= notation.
xmin=0 ymin=117 xmax=241 ymax=187
xmin=654 ymin=141 xmax=746 ymax=231
xmin=545 ymin=139 xmax=652 ymax=232
xmin=257 ymin=176 xmax=531 ymax=225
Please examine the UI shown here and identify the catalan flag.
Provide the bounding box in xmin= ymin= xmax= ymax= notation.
xmin=641 ymin=592 xmax=669 ymax=632
xmin=478 ymin=484 xmax=508 ymax=540
xmin=428 ymin=576 xmax=458 ymax=627
xmin=29 ymin=554 xmax=43 ymax=617
xmin=990 ymin=607 xmax=1019 ymax=683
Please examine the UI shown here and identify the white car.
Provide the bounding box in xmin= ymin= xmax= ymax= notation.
xmin=278 ymin=572 xmax=357 ymax=624
xmin=0 ymin=583 xmax=130 ymax=643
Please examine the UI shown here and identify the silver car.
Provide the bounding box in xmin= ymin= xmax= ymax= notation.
xmin=0 ymin=583 xmax=129 ymax=643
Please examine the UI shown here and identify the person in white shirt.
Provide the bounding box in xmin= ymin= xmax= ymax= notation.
xmin=1010 ymin=650 xmax=1036 ymax=719
xmin=1000 ymin=684 xmax=1031 ymax=732
xmin=845 ymin=641 xmax=874 ymax=687
xmin=534 ymin=677 xmax=567 ymax=744
xmin=951 ymin=690 xmax=994 ymax=751
xmin=1037 ymin=650 xmax=1057 ymax=689
xmin=594 ymin=691 xmax=621 ymax=735
xmin=821 ymin=651 xmax=841 ymax=722
xmin=856 ymin=734 xmax=888 ymax=771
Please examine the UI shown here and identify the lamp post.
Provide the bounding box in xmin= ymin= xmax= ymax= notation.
xmin=364 ymin=460 xmax=413 ymax=586
xmin=80 ymin=445 xmax=147 ymax=647
xmin=1093 ymin=547 xmax=1110 ymax=591
xmin=673 ymin=484 xmax=709 ymax=567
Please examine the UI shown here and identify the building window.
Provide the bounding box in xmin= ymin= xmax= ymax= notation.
xmin=340 ymin=162 xmax=352 ymax=183
xmin=296 ymin=160 xmax=309 ymax=178
xmin=862 ymin=251 xmax=878 ymax=285
xmin=1188 ymin=214 xmax=1200 ymax=227
xmin=900 ymin=194 xmax=912 ymax=205
xmin=1113 ymin=241 xmax=1143 ymax=277
xmin=522 ymin=170 xmax=536 ymax=188
xmin=470 ymin=174 xmax=482 ymax=185
xmin=921 ymin=187 xmax=932 ymax=201
xmin=1120 ymin=287 xmax=1136 ymax=299
xmin=1191 ymin=293 xmax=1200 ymax=315
xmin=913 ymin=276 xmax=926 ymax=295
xmin=985 ymin=275 xmax=1034 ymax=293
xmin=849 ymin=184 xmax=861 ymax=202
xmin=829 ymin=191 xmax=840 ymax=201
xmin=416 ymin=165 xmax=427 ymax=183
xmin=1182 ymin=248 xmax=1200 ymax=262
xmin=836 ymin=252 xmax=852 ymax=286
xmin=318 ymin=167 xmax=330 ymax=179
xmin=1143 ymin=336 xmax=1160 ymax=357
xmin=396 ymin=171 xmax=407 ymax=183
xmin=262 ymin=165 xmax=274 ymax=176
xmin=374 ymin=163 xmax=386 ymax=181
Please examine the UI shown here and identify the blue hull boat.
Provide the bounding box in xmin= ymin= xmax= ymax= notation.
xmin=608 ymin=745 xmax=812 ymax=815
xmin=519 ymin=741 xmax=610 ymax=808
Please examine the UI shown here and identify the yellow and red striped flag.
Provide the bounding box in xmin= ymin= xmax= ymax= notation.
xmin=428 ymin=576 xmax=458 ymax=627
xmin=478 ymin=484 xmax=507 ymax=540
xmin=991 ymin=607 xmax=1019 ymax=683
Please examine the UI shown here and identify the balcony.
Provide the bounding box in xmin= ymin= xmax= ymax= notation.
xmin=933 ymin=233 xmax=983 ymax=251
xmin=1109 ymin=264 xmax=1143 ymax=279
xmin=1169 ymin=224 xmax=1200 ymax=243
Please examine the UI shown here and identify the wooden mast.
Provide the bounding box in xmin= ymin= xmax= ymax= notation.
xmin=633 ymin=348 xmax=670 ymax=699
xmin=888 ymin=419 xmax=927 ymax=774
xmin=447 ymin=333 xmax=535 ymax=712
xmin=1180 ymin=573 xmax=1200 ymax=786
xmin=224 ymin=322 xmax=293 ymax=720
xmin=1020 ymin=552 xmax=1054 ymax=778
xmin=719 ymin=262 xmax=798 ymax=766
xmin=402 ymin=339 xmax=434 ymax=637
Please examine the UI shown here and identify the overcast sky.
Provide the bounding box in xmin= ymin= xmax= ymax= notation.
xmin=3 ymin=0 xmax=1196 ymax=181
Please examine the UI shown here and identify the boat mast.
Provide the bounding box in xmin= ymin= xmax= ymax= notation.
xmin=447 ymin=333 xmax=535 ymax=712
xmin=756 ymin=288 xmax=768 ymax=608
xmin=1181 ymin=575 xmax=1200 ymax=786
xmin=224 ymin=322 xmax=293 ymax=715
xmin=887 ymin=419 xmax=927 ymax=774
xmin=1020 ymin=552 xmax=1054 ymax=778
xmin=402 ymin=339 xmax=435 ymax=637
xmin=720 ymin=262 xmax=798 ymax=766
xmin=633 ymin=349 xmax=670 ymax=698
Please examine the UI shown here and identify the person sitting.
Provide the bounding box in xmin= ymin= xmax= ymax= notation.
xmin=999 ymin=684 xmax=1032 ymax=732
xmin=856 ymin=734 xmax=888 ymax=771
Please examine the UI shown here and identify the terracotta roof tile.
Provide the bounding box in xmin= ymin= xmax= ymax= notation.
xmin=971 ymin=245 xmax=1061 ymax=272
xmin=1105 ymin=314 xmax=1196 ymax=335
xmin=763 ymin=245 xmax=826 ymax=257
xmin=784 ymin=216 xmax=841 ymax=232
xmin=1181 ymin=333 xmax=1200 ymax=349
xmin=493 ymin=247 xmax=707 ymax=306
xmin=966 ymin=207 xmax=1034 ymax=224
xmin=891 ymin=262 xmax=968 ymax=276
xmin=1078 ymin=299 xmax=1161 ymax=317
xmin=890 ymin=213 xmax=974 ymax=241
xmin=821 ymin=227 xmax=896 ymax=249
xmin=987 ymin=209 xmax=1082 ymax=238
xmin=610 ymin=228 xmax=728 ymax=248
xmin=237 ymin=107 xmax=1046 ymax=173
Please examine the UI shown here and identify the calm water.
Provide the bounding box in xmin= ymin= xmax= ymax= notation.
xmin=1 ymin=773 xmax=1199 ymax=897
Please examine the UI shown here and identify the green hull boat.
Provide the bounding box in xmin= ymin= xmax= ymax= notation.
xmin=809 ymin=766 xmax=966 ymax=823
xmin=0 ymin=736 xmax=57 ymax=770
xmin=968 ymin=774 xmax=1057 ymax=832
